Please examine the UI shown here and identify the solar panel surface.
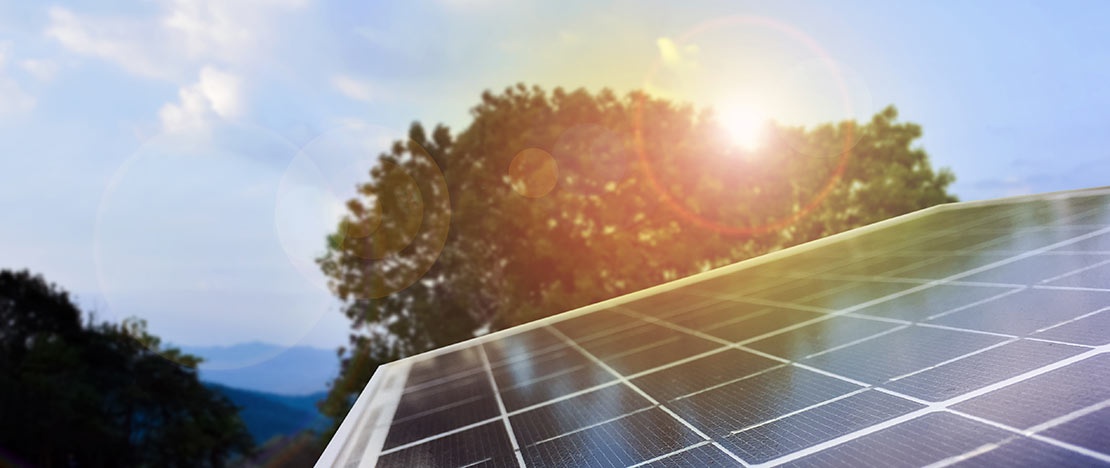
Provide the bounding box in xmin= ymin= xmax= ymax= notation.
xmin=318 ymin=188 xmax=1110 ymax=467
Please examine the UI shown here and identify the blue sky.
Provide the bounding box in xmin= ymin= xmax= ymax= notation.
xmin=1 ymin=0 xmax=1107 ymax=349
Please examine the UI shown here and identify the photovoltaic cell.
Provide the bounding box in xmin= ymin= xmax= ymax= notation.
xmin=1040 ymin=406 xmax=1110 ymax=455
xmin=798 ymin=280 xmax=918 ymax=310
xmin=1046 ymin=261 xmax=1110 ymax=288
xmin=929 ymin=288 xmax=1110 ymax=336
xmin=520 ymin=408 xmax=704 ymax=467
xmin=721 ymin=390 xmax=923 ymax=463
xmin=382 ymin=393 xmax=500 ymax=449
xmin=631 ymin=348 xmax=781 ymax=402
xmin=404 ymin=346 xmax=485 ymax=388
xmin=888 ymin=253 xmax=1013 ymax=280
xmin=952 ymin=353 xmax=1110 ymax=430
xmin=642 ymin=442 xmax=739 ymax=466
xmin=1033 ymin=309 xmax=1110 ymax=345
xmin=746 ymin=316 xmax=898 ymax=360
xmin=508 ymin=383 xmax=650 ymax=446
xmin=497 ymin=363 xmax=614 ymax=413
xmin=780 ymin=412 xmax=1013 ymax=467
xmin=951 ymin=437 xmax=1108 ymax=468
xmin=603 ymin=332 xmax=721 ymax=375
xmin=483 ymin=328 xmax=566 ymax=364
xmin=701 ymin=308 xmax=824 ymax=343
xmin=959 ymin=253 xmax=1110 ymax=285
xmin=375 ymin=421 xmax=517 ymax=467
xmin=646 ymin=299 xmax=771 ymax=330
xmin=392 ymin=371 xmax=491 ymax=421
xmin=488 ymin=344 xmax=590 ymax=388
xmin=319 ymin=188 xmax=1110 ymax=467
xmin=665 ymin=366 xmax=862 ymax=438
xmin=852 ymin=284 xmax=1018 ymax=321
xmin=801 ymin=326 xmax=1007 ymax=384
xmin=1054 ymin=232 xmax=1110 ymax=251
xmin=882 ymin=339 xmax=1087 ymax=402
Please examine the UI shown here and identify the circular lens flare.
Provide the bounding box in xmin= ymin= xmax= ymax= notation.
xmin=509 ymin=148 xmax=559 ymax=198
xmin=94 ymin=123 xmax=331 ymax=369
xmin=276 ymin=122 xmax=452 ymax=301
xmin=637 ymin=15 xmax=861 ymax=236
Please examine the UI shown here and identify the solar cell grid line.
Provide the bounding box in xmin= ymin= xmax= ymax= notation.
xmin=850 ymin=284 xmax=1024 ymax=322
xmin=476 ymin=345 xmax=527 ymax=467
xmin=937 ymin=438 xmax=1104 ymax=468
xmin=852 ymin=206 xmax=1045 ymax=255
xmin=617 ymin=286 xmax=1056 ymax=408
xmin=1024 ymin=398 xmax=1110 ymax=436
xmin=706 ymin=225 xmax=1097 ymax=320
xmin=759 ymin=347 xmax=1110 ymax=466
xmin=919 ymin=320 xmax=1027 ymax=340
xmin=543 ymin=325 xmax=751 ymax=466
xmin=603 ymin=198 xmax=1096 ymax=461
xmin=614 ymin=299 xmax=949 ymax=458
xmin=797 ymin=224 xmax=1110 ymax=326
xmin=1040 ymin=406 xmax=1110 ymax=455
xmin=714 ymin=286 xmax=1105 ymax=461
xmin=1034 ymin=285 xmax=1110 ymax=296
xmin=946 ymin=409 xmax=1110 ymax=465
xmin=959 ymin=252 xmax=1110 ymax=285
xmin=1029 ymin=305 xmax=1110 ymax=335
xmin=921 ymin=437 xmax=1016 ymax=468
xmin=928 ymin=288 xmax=1110 ymax=337
xmin=318 ymin=187 xmax=1110 ymax=467
xmin=1040 ymin=253 xmax=1110 ymax=275
xmin=628 ymin=440 xmax=715 ymax=467
xmin=1033 ymin=306 xmax=1110 ymax=346
xmin=799 ymin=323 xmax=911 ymax=360
xmin=672 ymin=208 xmax=1022 ymax=299
xmin=661 ymin=301 xmax=776 ymax=332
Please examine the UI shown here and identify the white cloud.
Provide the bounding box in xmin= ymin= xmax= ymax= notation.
xmin=163 ymin=0 xmax=309 ymax=63
xmin=158 ymin=66 xmax=243 ymax=134
xmin=656 ymin=36 xmax=699 ymax=69
xmin=44 ymin=1 xmax=313 ymax=134
xmin=331 ymin=75 xmax=374 ymax=103
xmin=45 ymin=6 xmax=174 ymax=79
xmin=20 ymin=59 xmax=59 ymax=82
xmin=45 ymin=0 xmax=311 ymax=80
xmin=196 ymin=67 xmax=244 ymax=118
xmin=0 ymin=41 xmax=36 ymax=116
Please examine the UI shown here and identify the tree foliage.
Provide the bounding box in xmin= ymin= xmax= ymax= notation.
xmin=316 ymin=85 xmax=957 ymax=431
xmin=0 ymin=269 xmax=254 ymax=467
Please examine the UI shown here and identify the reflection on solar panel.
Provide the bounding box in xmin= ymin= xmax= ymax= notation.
xmin=318 ymin=188 xmax=1110 ymax=467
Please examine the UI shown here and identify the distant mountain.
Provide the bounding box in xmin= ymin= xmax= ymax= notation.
xmin=207 ymin=383 xmax=329 ymax=444
xmin=180 ymin=342 xmax=340 ymax=395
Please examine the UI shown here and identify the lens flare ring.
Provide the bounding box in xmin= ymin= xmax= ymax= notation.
xmin=635 ymin=15 xmax=859 ymax=236
xmin=94 ymin=123 xmax=314 ymax=368
xmin=280 ymin=123 xmax=453 ymax=301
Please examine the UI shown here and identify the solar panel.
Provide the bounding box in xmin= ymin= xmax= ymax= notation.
xmin=318 ymin=187 xmax=1110 ymax=467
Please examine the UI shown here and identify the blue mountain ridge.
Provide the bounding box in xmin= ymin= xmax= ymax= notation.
xmin=178 ymin=342 xmax=341 ymax=395
xmin=206 ymin=383 xmax=329 ymax=444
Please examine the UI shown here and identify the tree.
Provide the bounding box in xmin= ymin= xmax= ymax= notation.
xmin=316 ymin=85 xmax=957 ymax=432
xmin=0 ymin=269 xmax=254 ymax=467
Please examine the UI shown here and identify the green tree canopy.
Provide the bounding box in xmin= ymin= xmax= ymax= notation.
xmin=316 ymin=84 xmax=957 ymax=432
xmin=0 ymin=269 xmax=254 ymax=467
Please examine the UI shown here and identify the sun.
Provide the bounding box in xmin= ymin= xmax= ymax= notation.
xmin=718 ymin=104 xmax=766 ymax=150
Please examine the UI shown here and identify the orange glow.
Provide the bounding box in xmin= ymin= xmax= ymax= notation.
xmin=636 ymin=15 xmax=856 ymax=236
